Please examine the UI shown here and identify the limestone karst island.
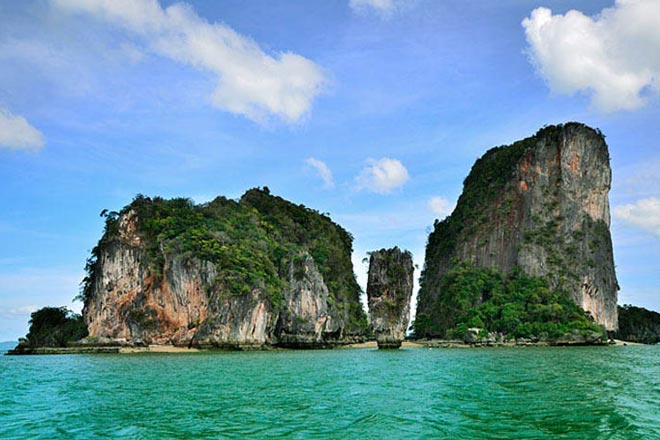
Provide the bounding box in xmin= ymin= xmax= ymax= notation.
xmin=4 ymin=2 xmax=660 ymax=438
xmin=9 ymin=123 xmax=659 ymax=355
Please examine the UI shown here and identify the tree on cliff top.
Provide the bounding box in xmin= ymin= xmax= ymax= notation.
xmin=25 ymin=306 xmax=87 ymax=347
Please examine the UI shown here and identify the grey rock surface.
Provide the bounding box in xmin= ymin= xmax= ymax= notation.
xmin=367 ymin=247 xmax=414 ymax=349
xmin=417 ymin=123 xmax=619 ymax=331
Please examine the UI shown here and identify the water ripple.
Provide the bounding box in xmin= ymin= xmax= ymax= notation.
xmin=1 ymin=346 xmax=659 ymax=439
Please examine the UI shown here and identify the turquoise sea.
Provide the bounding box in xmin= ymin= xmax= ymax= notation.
xmin=1 ymin=341 xmax=659 ymax=439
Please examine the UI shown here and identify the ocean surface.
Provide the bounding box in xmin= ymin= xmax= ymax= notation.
xmin=1 ymin=341 xmax=659 ymax=439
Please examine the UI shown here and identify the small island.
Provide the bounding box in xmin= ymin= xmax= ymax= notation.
xmin=9 ymin=123 xmax=658 ymax=355
xmin=413 ymin=123 xmax=618 ymax=345
xmin=366 ymin=247 xmax=414 ymax=349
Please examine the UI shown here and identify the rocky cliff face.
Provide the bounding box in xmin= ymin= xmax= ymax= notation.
xmin=81 ymin=189 xmax=367 ymax=348
xmin=417 ymin=123 xmax=619 ymax=332
xmin=367 ymin=248 xmax=414 ymax=349
xmin=274 ymin=252 xmax=345 ymax=348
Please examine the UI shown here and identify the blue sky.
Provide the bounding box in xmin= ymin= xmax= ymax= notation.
xmin=1 ymin=0 xmax=659 ymax=341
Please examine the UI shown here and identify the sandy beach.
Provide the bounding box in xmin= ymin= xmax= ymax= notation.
xmin=343 ymin=341 xmax=425 ymax=349
xmin=119 ymin=345 xmax=205 ymax=354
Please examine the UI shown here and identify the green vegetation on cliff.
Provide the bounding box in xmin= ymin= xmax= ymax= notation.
xmin=23 ymin=307 xmax=88 ymax=347
xmin=81 ymin=187 xmax=367 ymax=333
xmin=421 ymin=125 xmax=576 ymax=282
xmin=421 ymin=133 xmax=536 ymax=266
xmin=416 ymin=122 xmax=617 ymax=339
xmin=412 ymin=261 xmax=605 ymax=340
xmin=615 ymin=305 xmax=660 ymax=344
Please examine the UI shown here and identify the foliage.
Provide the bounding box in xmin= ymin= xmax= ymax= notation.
xmin=25 ymin=306 xmax=88 ymax=347
xmin=79 ymin=188 xmax=367 ymax=332
xmin=409 ymin=313 xmax=432 ymax=337
xmin=615 ymin=304 xmax=660 ymax=344
xmin=412 ymin=261 xmax=604 ymax=340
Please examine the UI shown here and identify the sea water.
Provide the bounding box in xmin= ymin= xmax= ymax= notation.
xmin=1 ymin=342 xmax=659 ymax=439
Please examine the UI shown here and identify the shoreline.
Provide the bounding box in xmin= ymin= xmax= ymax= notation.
xmin=119 ymin=345 xmax=206 ymax=354
xmin=612 ymin=339 xmax=644 ymax=346
xmin=5 ymin=339 xmax=650 ymax=355
xmin=4 ymin=339 xmax=647 ymax=356
xmin=342 ymin=341 xmax=425 ymax=349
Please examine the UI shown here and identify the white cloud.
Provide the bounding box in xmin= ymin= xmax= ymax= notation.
xmin=54 ymin=0 xmax=325 ymax=123
xmin=428 ymin=196 xmax=453 ymax=218
xmin=7 ymin=306 xmax=39 ymax=316
xmin=356 ymin=158 xmax=409 ymax=194
xmin=613 ymin=197 xmax=660 ymax=236
xmin=119 ymin=42 xmax=145 ymax=63
xmin=522 ymin=1 xmax=660 ymax=112
xmin=305 ymin=158 xmax=334 ymax=189
xmin=0 ymin=108 xmax=45 ymax=151
xmin=350 ymin=0 xmax=397 ymax=16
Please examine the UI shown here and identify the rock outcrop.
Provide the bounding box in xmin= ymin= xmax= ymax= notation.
xmin=417 ymin=123 xmax=619 ymax=335
xmin=6 ymin=306 xmax=88 ymax=355
xmin=274 ymin=252 xmax=346 ymax=348
xmin=366 ymin=248 xmax=414 ymax=349
xmin=615 ymin=305 xmax=660 ymax=344
xmin=81 ymin=189 xmax=367 ymax=349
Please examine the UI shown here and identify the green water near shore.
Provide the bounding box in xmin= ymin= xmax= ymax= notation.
xmin=1 ymin=344 xmax=659 ymax=439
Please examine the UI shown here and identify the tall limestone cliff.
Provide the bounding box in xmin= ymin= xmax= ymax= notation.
xmin=416 ymin=123 xmax=619 ymax=335
xmin=81 ymin=188 xmax=367 ymax=349
xmin=366 ymin=248 xmax=414 ymax=349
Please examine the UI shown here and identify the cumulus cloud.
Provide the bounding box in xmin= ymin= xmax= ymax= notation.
xmin=428 ymin=196 xmax=453 ymax=218
xmin=0 ymin=108 xmax=45 ymax=151
xmin=356 ymin=158 xmax=409 ymax=194
xmin=613 ymin=197 xmax=660 ymax=236
xmin=54 ymin=0 xmax=325 ymax=123
xmin=522 ymin=1 xmax=660 ymax=112
xmin=305 ymin=158 xmax=334 ymax=189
